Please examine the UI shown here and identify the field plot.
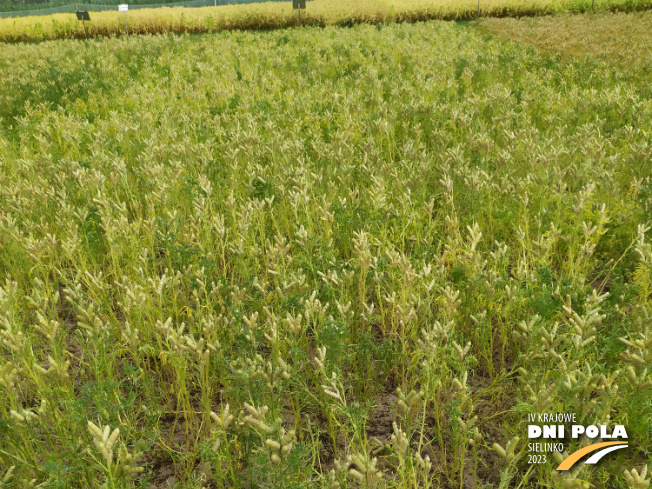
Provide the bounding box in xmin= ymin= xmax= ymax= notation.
xmin=0 ymin=19 xmax=652 ymax=489
xmin=1 ymin=0 xmax=652 ymax=42
xmin=478 ymin=10 xmax=652 ymax=71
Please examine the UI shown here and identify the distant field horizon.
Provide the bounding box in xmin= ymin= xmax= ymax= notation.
xmin=1 ymin=0 xmax=651 ymax=42
xmin=0 ymin=0 xmax=268 ymax=14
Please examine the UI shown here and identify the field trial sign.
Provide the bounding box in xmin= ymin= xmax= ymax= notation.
xmin=119 ymin=4 xmax=128 ymax=11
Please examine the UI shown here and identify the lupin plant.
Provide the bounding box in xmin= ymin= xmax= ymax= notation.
xmin=346 ymin=451 xmax=384 ymax=488
xmin=87 ymin=421 xmax=145 ymax=486
xmin=624 ymin=466 xmax=650 ymax=489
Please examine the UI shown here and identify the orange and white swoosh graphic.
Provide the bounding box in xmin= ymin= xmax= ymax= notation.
xmin=556 ymin=441 xmax=628 ymax=470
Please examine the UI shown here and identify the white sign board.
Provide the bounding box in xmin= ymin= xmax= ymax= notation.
xmin=118 ymin=4 xmax=128 ymax=11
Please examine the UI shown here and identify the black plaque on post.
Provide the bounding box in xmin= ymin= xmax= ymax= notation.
xmin=293 ymin=0 xmax=305 ymax=26
xmin=76 ymin=10 xmax=90 ymax=36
